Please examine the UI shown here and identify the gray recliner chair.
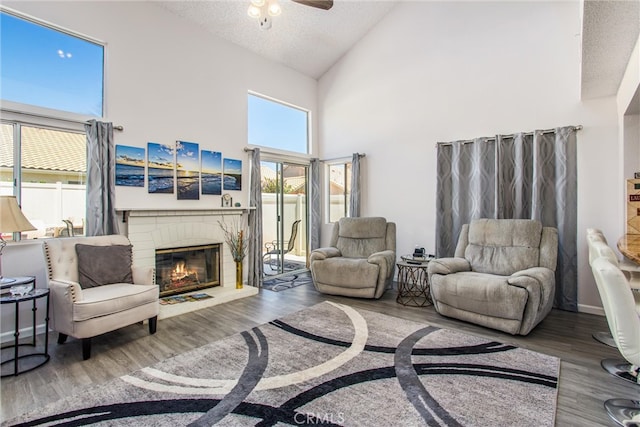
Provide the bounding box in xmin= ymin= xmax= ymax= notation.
xmin=428 ymin=218 xmax=558 ymax=335
xmin=310 ymin=217 xmax=396 ymax=299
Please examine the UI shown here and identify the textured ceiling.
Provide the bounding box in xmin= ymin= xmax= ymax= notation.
xmin=153 ymin=0 xmax=639 ymax=97
xmin=581 ymin=0 xmax=640 ymax=99
xmin=153 ymin=0 xmax=397 ymax=79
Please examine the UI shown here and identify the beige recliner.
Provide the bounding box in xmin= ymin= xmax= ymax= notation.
xmin=44 ymin=235 xmax=159 ymax=360
xmin=428 ymin=218 xmax=558 ymax=335
xmin=310 ymin=217 xmax=396 ymax=299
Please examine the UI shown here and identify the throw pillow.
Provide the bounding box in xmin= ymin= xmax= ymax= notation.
xmin=75 ymin=244 xmax=134 ymax=289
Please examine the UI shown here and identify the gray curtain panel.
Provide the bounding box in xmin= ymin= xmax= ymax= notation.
xmin=436 ymin=126 xmax=578 ymax=311
xmin=309 ymin=158 xmax=321 ymax=250
xmin=84 ymin=120 xmax=119 ymax=236
xmin=349 ymin=152 xmax=361 ymax=217
xmin=435 ymin=138 xmax=497 ymax=257
xmin=247 ymin=148 xmax=263 ymax=288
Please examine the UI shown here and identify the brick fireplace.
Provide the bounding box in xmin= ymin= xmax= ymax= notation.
xmin=122 ymin=209 xmax=258 ymax=318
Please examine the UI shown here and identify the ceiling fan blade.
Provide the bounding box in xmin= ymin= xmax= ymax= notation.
xmin=291 ymin=0 xmax=334 ymax=10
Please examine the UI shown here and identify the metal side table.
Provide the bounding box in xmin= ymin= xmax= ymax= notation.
xmin=1 ymin=277 xmax=50 ymax=377
xmin=396 ymin=261 xmax=432 ymax=307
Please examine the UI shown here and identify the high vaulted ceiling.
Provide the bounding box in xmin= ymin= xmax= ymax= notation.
xmin=153 ymin=0 xmax=398 ymax=79
xmin=153 ymin=0 xmax=639 ymax=99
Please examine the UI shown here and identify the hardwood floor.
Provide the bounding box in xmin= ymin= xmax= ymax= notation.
xmin=1 ymin=282 xmax=637 ymax=426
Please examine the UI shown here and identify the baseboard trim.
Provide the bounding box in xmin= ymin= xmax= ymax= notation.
xmin=578 ymin=304 xmax=604 ymax=316
xmin=1 ymin=323 xmax=48 ymax=344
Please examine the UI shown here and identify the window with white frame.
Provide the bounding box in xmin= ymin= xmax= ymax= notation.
xmin=0 ymin=9 xmax=102 ymax=240
xmin=327 ymin=162 xmax=351 ymax=223
xmin=247 ymin=93 xmax=309 ymax=154
xmin=1 ymin=10 xmax=105 ymax=116
xmin=1 ymin=123 xmax=87 ymax=241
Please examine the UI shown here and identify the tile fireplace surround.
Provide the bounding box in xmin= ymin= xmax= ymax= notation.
xmin=123 ymin=208 xmax=258 ymax=319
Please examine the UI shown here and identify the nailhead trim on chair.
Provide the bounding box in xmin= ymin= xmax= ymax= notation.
xmin=44 ymin=242 xmax=79 ymax=303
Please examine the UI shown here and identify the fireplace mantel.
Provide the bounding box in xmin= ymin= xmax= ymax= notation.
xmin=119 ymin=207 xmax=254 ymax=219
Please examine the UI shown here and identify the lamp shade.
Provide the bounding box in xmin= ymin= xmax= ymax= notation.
xmin=0 ymin=196 xmax=36 ymax=233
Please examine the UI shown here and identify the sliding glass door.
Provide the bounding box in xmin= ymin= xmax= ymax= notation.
xmin=261 ymin=160 xmax=308 ymax=277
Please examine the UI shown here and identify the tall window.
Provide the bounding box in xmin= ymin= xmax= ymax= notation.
xmin=327 ymin=162 xmax=351 ymax=223
xmin=0 ymin=10 xmax=99 ymax=240
xmin=1 ymin=123 xmax=86 ymax=240
xmin=247 ymin=93 xmax=309 ymax=154
xmin=0 ymin=10 xmax=104 ymax=117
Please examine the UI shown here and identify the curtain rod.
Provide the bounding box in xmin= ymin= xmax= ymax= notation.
xmin=85 ymin=121 xmax=123 ymax=131
xmin=320 ymin=153 xmax=366 ymax=163
xmin=436 ymin=125 xmax=583 ymax=147
xmin=243 ymin=147 xmax=366 ymax=163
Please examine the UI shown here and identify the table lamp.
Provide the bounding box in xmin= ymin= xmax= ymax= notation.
xmin=0 ymin=196 xmax=36 ymax=285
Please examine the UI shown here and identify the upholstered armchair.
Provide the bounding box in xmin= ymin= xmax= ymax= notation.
xmin=310 ymin=217 xmax=396 ymax=299
xmin=44 ymin=235 xmax=159 ymax=360
xmin=428 ymin=219 xmax=558 ymax=335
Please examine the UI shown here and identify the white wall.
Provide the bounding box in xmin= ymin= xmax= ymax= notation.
xmin=1 ymin=0 xmax=318 ymax=338
xmin=318 ymin=1 xmax=620 ymax=312
xmin=3 ymin=1 xmax=318 ymax=210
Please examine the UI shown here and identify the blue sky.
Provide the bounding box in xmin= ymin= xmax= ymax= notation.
xmin=248 ymin=94 xmax=308 ymax=154
xmin=0 ymin=11 xmax=104 ymax=116
xmin=201 ymin=150 xmax=222 ymax=174
xmin=148 ymin=142 xmax=174 ymax=169
xmin=116 ymin=145 xmax=145 ymax=166
xmin=176 ymin=141 xmax=199 ymax=171
xmin=224 ymin=158 xmax=242 ymax=175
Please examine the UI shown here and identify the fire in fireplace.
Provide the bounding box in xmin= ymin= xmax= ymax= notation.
xmin=155 ymin=244 xmax=220 ymax=297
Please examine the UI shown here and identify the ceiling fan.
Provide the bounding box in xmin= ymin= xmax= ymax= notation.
xmin=249 ymin=0 xmax=333 ymax=30
xmin=291 ymin=0 xmax=334 ymax=10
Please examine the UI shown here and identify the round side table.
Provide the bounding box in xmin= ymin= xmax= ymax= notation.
xmin=396 ymin=261 xmax=432 ymax=307
xmin=0 ymin=278 xmax=50 ymax=377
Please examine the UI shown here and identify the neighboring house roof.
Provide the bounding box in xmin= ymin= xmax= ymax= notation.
xmin=286 ymin=176 xmax=306 ymax=194
xmin=260 ymin=165 xmax=277 ymax=180
xmin=0 ymin=125 xmax=86 ymax=172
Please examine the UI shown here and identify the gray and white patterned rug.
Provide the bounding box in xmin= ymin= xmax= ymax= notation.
xmin=262 ymin=271 xmax=313 ymax=292
xmin=4 ymin=302 xmax=559 ymax=426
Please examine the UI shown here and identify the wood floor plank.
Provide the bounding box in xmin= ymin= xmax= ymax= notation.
xmin=1 ymin=282 xmax=637 ymax=426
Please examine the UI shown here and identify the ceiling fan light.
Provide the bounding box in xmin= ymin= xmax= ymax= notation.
xmin=251 ymin=0 xmax=265 ymax=7
xmin=267 ymin=1 xmax=281 ymax=16
xmin=247 ymin=4 xmax=261 ymax=18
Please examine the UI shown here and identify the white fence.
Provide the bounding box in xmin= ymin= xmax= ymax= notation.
xmin=0 ymin=182 xmax=86 ymax=238
xmin=261 ymin=193 xmax=307 ymax=257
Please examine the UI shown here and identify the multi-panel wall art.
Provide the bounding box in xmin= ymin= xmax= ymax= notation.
xmin=223 ymin=158 xmax=242 ymax=191
xmin=117 ymin=141 xmax=242 ymax=203
xmin=176 ymin=140 xmax=200 ymax=200
xmin=115 ymin=145 xmax=145 ymax=187
xmin=147 ymin=142 xmax=175 ymax=194
xmin=201 ymin=150 xmax=222 ymax=195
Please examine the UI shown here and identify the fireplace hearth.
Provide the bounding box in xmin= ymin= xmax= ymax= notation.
xmin=155 ymin=244 xmax=221 ymax=297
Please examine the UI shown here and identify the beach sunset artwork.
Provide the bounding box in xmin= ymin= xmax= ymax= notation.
xmin=201 ymin=150 xmax=222 ymax=195
xmin=115 ymin=145 xmax=145 ymax=187
xmin=176 ymin=140 xmax=200 ymax=200
xmin=223 ymin=158 xmax=242 ymax=191
xmin=147 ymin=142 xmax=174 ymax=194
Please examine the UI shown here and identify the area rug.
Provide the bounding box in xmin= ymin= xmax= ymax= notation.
xmin=262 ymin=270 xmax=314 ymax=292
xmin=3 ymin=302 xmax=559 ymax=426
xmin=263 ymin=260 xmax=307 ymax=276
